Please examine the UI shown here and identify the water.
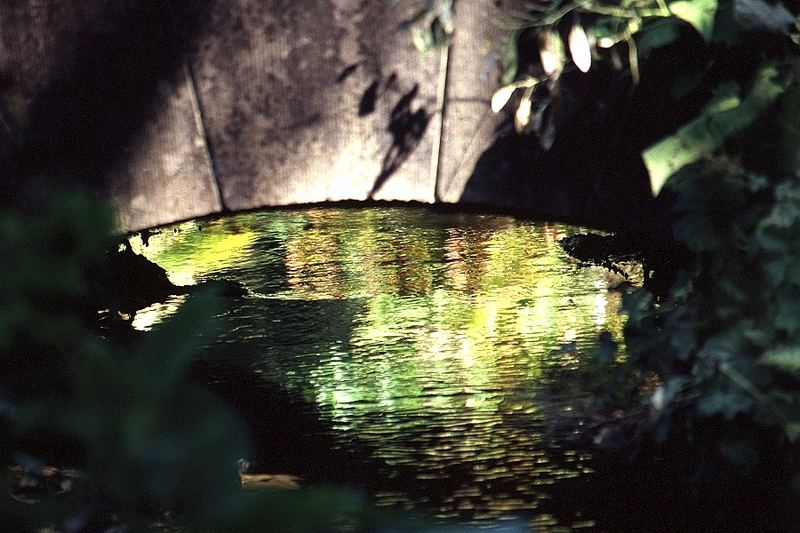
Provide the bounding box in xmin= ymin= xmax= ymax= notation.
xmin=131 ymin=206 xmax=631 ymax=530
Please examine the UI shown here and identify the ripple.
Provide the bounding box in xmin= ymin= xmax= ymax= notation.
xmin=135 ymin=206 xmax=629 ymax=529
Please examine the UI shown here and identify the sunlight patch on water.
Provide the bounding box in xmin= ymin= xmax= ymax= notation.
xmin=130 ymin=294 xmax=188 ymax=331
xmin=129 ymin=221 xmax=256 ymax=286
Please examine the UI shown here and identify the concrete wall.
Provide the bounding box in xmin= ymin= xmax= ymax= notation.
xmin=0 ymin=1 xmax=666 ymax=236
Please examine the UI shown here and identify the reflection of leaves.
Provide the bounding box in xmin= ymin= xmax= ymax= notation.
xmin=206 ymin=486 xmax=442 ymax=533
xmin=650 ymin=377 xmax=688 ymax=413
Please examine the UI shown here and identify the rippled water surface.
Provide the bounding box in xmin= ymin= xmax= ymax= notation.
xmin=132 ymin=207 xmax=629 ymax=529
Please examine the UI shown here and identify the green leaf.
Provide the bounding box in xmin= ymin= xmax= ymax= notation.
xmin=766 ymin=202 xmax=800 ymax=228
xmin=430 ymin=18 xmax=448 ymax=49
xmin=500 ymin=34 xmax=519 ymax=85
xmin=786 ymin=422 xmax=800 ymax=442
xmin=643 ymin=63 xmax=793 ymax=195
xmin=711 ymin=0 xmax=740 ymax=43
xmin=755 ymin=227 xmax=789 ymax=253
xmin=491 ymin=84 xmax=517 ymax=113
xmin=762 ymin=258 xmax=787 ymax=286
xmin=134 ymin=291 xmax=219 ymax=398
xmin=568 ymin=22 xmax=592 ymax=72
xmin=411 ymin=25 xmax=431 ymax=53
xmin=697 ymin=388 xmax=754 ymax=419
xmin=735 ymin=0 xmax=795 ymax=33
xmin=669 ymin=0 xmax=719 ymax=41
xmin=775 ymin=292 xmax=800 ymax=334
xmin=590 ymin=17 xmax=618 ymax=42
xmin=635 ymin=18 xmax=682 ymax=59
xmin=759 ymin=346 xmax=800 ymax=377
xmin=777 ymin=83 xmax=800 ymax=176
xmin=539 ymin=29 xmax=565 ymax=77
xmin=594 ymin=331 xmax=618 ymax=366
xmin=671 ymin=69 xmax=706 ymax=99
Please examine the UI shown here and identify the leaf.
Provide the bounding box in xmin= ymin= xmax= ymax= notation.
xmin=411 ymin=25 xmax=431 ymax=53
xmin=765 ymin=201 xmax=800 ymax=228
xmin=759 ymin=346 xmax=800 ymax=377
xmin=515 ymin=94 xmax=533 ymax=132
xmin=436 ymin=0 xmax=455 ymax=34
xmin=755 ymin=225 xmax=788 ymax=253
xmin=591 ymin=17 xmax=623 ymax=48
xmin=697 ymin=388 xmax=754 ymax=419
xmin=650 ymin=377 xmax=687 ymax=412
xmin=568 ymin=22 xmax=592 ymax=73
xmin=134 ymin=291 xmax=219 ymax=398
xmin=594 ymin=331 xmax=618 ymax=366
xmin=761 ymin=258 xmax=786 ymax=286
xmin=734 ymin=0 xmax=795 ymax=32
xmin=635 ymin=18 xmax=682 ymax=59
xmin=669 ymin=0 xmax=719 ymax=41
xmin=430 ymin=17 xmax=449 ymax=49
xmin=491 ymin=85 xmax=517 ymax=113
xmin=775 ymin=292 xmax=800 ymax=334
xmin=671 ymin=69 xmax=706 ymax=99
xmin=538 ymin=30 xmax=564 ymax=77
xmin=537 ymin=107 xmax=557 ymax=150
xmin=777 ymin=83 xmax=800 ymax=176
xmin=500 ymin=35 xmax=519 ymax=85
xmin=643 ymin=63 xmax=792 ymax=195
xmin=786 ymin=422 xmax=800 ymax=442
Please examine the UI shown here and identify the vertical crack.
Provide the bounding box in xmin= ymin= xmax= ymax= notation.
xmin=183 ymin=60 xmax=228 ymax=213
xmin=431 ymin=40 xmax=451 ymax=204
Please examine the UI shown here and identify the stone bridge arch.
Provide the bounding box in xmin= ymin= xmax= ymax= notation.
xmin=0 ymin=0 xmax=668 ymax=237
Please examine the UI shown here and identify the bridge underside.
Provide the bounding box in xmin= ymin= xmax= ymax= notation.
xmin=0 ymin=0 xmax=667 ymax=237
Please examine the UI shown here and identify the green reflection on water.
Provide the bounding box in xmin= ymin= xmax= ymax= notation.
xmin=130 ymin=220 xmax=256 ymax=286
xmin=132 ymin=207 xmax=630 ymax=526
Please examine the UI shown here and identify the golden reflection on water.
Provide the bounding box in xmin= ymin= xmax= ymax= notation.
xmin=129 ymin=221 xmax=256 ymax=286
xmin=132 ymin=207 xmax=631 ymax=528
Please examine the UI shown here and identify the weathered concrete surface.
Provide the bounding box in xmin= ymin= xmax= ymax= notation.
xmin=436 ymin=0 xmax=514 ymax=204
xmin=106 ymin=67 xmax=222 ymax=231
xmin=191 ymin=0 xmax=441 ymax=211
xmin=0 ymin=1 xmax=222 ymax=231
